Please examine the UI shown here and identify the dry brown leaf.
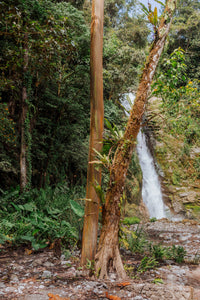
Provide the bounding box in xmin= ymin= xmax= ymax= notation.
xmin=117 ymin=281 xmax=131 ymax=287
xmin=22 ymin=277 xmax=36 ymax=283
xmin=48 ymin=293 xmax=69 ymax=300
xmin=24 ymin=248 xmax=33 ymax=255
xmin=49 ymin=242 xmax=55 ymax=250
xmin=105 ymin=291 xmax=121 ymax=300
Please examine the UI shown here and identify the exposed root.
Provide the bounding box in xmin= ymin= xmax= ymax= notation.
xmin=95 ymin=241 xmax=127 ymax=280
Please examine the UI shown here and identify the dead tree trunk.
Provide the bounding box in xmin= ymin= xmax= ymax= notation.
xmin=20 ymin=32 xmax=28 ymax=193
xmin=81 ymin=0 xmax=104 ymax=265
xmin=95 ymin=0 xmax=177 ymax=279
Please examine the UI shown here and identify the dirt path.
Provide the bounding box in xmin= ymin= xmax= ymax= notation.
xmin=0 ymin=219 xmax=200 ymax=300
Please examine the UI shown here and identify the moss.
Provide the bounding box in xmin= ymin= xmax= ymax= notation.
xmin=184 ymin=204 xmax=200 ymax=220
xmin=185 ymin=204 xmax=200 ymax=213
xmin=123 ymin=216 xmax=141 ymax=225
xmin=124 ymin=203 xmax=139 ymax=218
xmin=171 ymin=171 xmax=181 ymax=185
xmin=125 ymin=151 xmax=142 ymax=205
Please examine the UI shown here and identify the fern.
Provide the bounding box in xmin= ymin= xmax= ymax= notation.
xmin=0 ymin=184 xmax=85 ymax=250
xmin=70 ymin=199 xmax=84 ymax=217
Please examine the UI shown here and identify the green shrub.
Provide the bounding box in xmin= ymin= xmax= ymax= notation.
xmin=137 ymin=256 xmax=158 ymax=273
xmin=150 ymin=243 xmax=166 ymax=260
xmin=123 ymin=216 xmax=141 ymax=225
xmin=150 ymin=217 xmax=157 ymax=222
xmin=165 ymin=245 xmax=186 ymax=263
xmin=128 ymin=225 xmax=149 ymax=254
xmin=126 ymin=226 xmax=187 ymax=266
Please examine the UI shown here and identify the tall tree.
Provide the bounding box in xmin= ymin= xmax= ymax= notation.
xmin=20 ymin=32 xmax=29 ymax=192
xmin=95 ymin=0 xmax=177 ymax=279
xmin=0 ymin=1 xmax=85 ymax=190
xmin=168 ymin=0 xmax=200 ymax=79
xmin=81 ymin=0 xmax=104 ymax=265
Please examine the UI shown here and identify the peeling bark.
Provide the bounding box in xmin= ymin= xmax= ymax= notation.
xmin=95 ymin=0 xmax=177 ymax=279
xmin=81 ymin=0 xmax=104 ymax=265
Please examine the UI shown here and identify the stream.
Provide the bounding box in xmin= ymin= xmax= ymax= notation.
xmin=122 ymin=93 xmax=169 ymax=219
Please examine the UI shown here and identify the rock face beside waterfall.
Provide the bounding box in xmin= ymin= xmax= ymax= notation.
xmin=123 ymin=94 xmax=169 ymax=221
xmin=145 ymin=97 xmax=200 ymax=221
xmin=124 ymin=151 xmax=149 ymax=220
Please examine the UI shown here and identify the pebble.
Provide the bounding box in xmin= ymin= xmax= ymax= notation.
xmin=5 ymin=287 xmax=16 ymax=293
xmin=41 ymin=270 xmax=52 ymax=279
xmin=32 ymin=259 xmax=44 ymax=267
xmin=43 ymin=261 xmax=54 ymax=267
xmin=10 ymin=274 xmax=19 ymax=282
xmin=0 ymin=282 xmax=6 ymax=288
xmin=39 ymin=284 xmax=45 ymax=289
xmin=61 ymin=260 xmax=70 ymax=265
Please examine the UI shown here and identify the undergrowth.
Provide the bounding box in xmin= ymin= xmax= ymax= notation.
xmin=121 ymin=224 xmax=187 ymax=275
xmin=0 ymin=183 xmax=85 ymax=251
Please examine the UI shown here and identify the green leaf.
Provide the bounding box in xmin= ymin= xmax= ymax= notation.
xmin=104 ymin=118 xmax=117 ymax=137
xmin=32 ymin=241 xmax=47 ymax=250
xmin=153 ymin=278 xmax=164 ymax=284
xmin=23 ymin=203 xmax=36 ymax=212
xmin=21 ymin=235 xmax=35 ymax=242
xmin=0 ymin=233 xmax=8 ymax=244
xmin=18 ymin=205 xmax=25 ymax=210
xmin=139 ymin=3 xmax=149 ymax=15
xmin=70 ymin=199 xmax=84 ymax=217
xmin=11 ymin=202 xmax=21 ymax=211
xmin=46 ymin=207 xmax=61 ymax=215
xmin=61 ymin=220 xmax=79 ymax=239
xmin=154 ymin=0 xmax=165 ymax=7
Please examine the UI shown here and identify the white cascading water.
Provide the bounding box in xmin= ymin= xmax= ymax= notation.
xmin=136 ymin=130 xmax=166 ymax=218
xmin=122 ymin=93 xmax=168 ymax=219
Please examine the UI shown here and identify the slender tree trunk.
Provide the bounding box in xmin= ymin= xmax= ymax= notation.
xmin=95 ymin=0 xmax=177 ymax=279
xmin=81 ymin=0 xmax=104 ymax=265
xmin=20 ymin=32 xmax=28 ymax=193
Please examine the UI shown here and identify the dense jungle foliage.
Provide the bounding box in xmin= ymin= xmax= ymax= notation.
xmin=0 ymin=0 xmax=199 ymax=249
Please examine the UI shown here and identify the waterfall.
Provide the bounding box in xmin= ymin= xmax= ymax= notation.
xmin=122 ymin=93 xmax=168 ymax=219
xmin=136 ymin=131 xmax=167 ymax=218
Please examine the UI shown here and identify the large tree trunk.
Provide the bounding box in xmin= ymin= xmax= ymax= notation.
xmin=81 ymin=0 xmax=104 ymax=265
xmin=20 ymin=32 xmax=28 ymax=193
xmin=95 ymin=0 xmax=177 ymax=279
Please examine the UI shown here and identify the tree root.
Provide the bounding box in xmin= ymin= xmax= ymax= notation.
xmin=95 ymin=241 xmax=127 ymax=280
